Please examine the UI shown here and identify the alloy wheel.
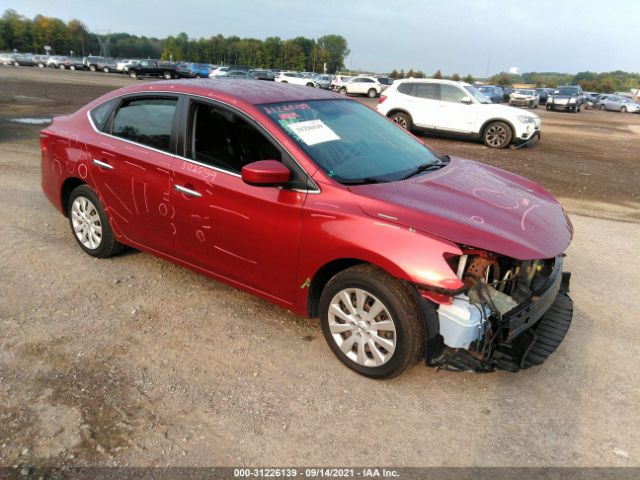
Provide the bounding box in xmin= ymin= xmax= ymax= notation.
xmin=485 ymin=125 xmax=508 ymax=147
xmin=71 ymin=196 xmax=103 ymax=250
xmin=392 ymin=114 xmax=408 ymax=129
xmin=327 ymin=288 xmax=397 ymax=367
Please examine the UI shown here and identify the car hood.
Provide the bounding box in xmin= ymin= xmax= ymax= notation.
xmin=351 ymin=157 xmax=572 ymax=260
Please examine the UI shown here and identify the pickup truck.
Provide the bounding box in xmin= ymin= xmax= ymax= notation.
xmin=127 ymin=59 xmax=178 ymax=79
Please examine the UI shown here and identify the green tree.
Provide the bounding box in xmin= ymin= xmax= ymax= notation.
xmin=463 ymin=74 xmax=474 ymax=83
xmin=406 ymin=68 xmax=415 ymax=78
xmin=389 ymin=69 xmax=400 ymax=79
xmin=161 ymin=36 xmax=184 ymax=61
xmin=433 ymin=69 xmax=442 ymax=79
xmin=316 ymin=34 xmax=349 ymax=73
xmin=451 ymin=73 xmax=461 ymax=81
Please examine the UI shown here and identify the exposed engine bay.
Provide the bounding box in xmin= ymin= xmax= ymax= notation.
xmin=424 ymin=249 xmax=573 ymax=372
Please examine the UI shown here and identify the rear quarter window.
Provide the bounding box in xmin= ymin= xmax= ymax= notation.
xmin=89 ymin=99 xmax=117 ymax=131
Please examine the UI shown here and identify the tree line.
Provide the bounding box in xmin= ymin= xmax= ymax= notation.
xmin=0 ymin=9 xmax=350 ymax=73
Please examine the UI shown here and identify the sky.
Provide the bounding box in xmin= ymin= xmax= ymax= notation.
xmin=2 ymin=0 xmax=639 ymax=75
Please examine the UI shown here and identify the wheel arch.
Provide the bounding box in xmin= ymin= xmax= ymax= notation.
xmin=61 ymin=177 xmax=86 ymax=217
xmin=385 ymin=108 xmax=413 ymax=120
xmin=307 ymin=258 xmax=367 ymax=317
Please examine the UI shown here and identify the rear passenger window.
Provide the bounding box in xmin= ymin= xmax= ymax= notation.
xmin=414 ymin=83 xmax=439 ymax=100
xmin=111 ymin=97 xmax=177 ymax=152
xmin=397 ymin=83 xmax=414 ymax=95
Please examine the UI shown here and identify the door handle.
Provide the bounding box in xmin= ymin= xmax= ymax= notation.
xmin=174 ymin=184 xmax=202 ymax=198
xmin=92 ymin=159 xmax=114 ymax=170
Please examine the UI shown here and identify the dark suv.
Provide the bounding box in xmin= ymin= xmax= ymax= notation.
xmin=547 ymin=85 xmax=584 ymax=113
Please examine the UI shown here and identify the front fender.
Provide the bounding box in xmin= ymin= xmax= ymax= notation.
xmin=295 ymin=212 xmax=464 ymax=315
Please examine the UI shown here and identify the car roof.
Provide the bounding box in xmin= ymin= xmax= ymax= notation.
xmin=114 ymin=79 xmax=341 ymax=105
xmin=395 ymin=78 xmax=472 ymax=87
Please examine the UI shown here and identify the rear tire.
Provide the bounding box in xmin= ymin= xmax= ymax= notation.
xmin=319 ymin=264 xmax=425 ymax=379
xmin=621 ymin=106 xmax=627 ymax=113
xmin=89 ymin=65 xmax=96 ymax=72
xmin=389 ymin=111 xmax=412 ymax=131
xmin=483 ymin=121 xmax=512 ymax=148
xmin=67 ymin=185 xmax=123 ymax=259
xmin=59 ymin=64 xmax=65 ymax=69
xmin=339 ymin=87 xmax=347 ymax=95
xmin=129 ymin=71 xmax=137 ymax=79
xmin=599 ymin=104 xmax=606 ymax=111
xmin=69 ymin=65 xmax=76 ymax=71
xmin=162 ymin=71 xmax=172 ymax=79
xmin=367 ymin=88 xmax=377 ymax=98
xmin=102 ymin=67 xmax=110 ymax=73
xmin=306 ymin=82 xmax=315 ymax=87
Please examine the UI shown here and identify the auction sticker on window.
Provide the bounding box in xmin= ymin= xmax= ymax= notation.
xmin=286 ymin=120 xmax=340 ymax=146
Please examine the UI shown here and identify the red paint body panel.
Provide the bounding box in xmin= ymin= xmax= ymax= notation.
xmin=40 ymin=80 xmax=572 ymax=319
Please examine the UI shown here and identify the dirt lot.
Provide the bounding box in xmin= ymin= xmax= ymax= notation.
xmin=1 ymin=67 xmax=639 ymax=470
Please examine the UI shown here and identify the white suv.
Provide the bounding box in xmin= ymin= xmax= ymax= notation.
xmin=337 ymin=76 xmax=382 ymax=98
xmin=275 ymin=71 xmax=319 ymax=87
xmin=377 ymin=79 xmax=541 ymax=148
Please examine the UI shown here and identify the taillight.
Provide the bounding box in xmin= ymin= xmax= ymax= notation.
xmin=378 ymin=95 xmax=387 ymax=104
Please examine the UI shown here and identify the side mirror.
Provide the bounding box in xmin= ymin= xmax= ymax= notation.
xmin=242 ymin=160 xmax=290 ymax=187
xmin=461 ymin=96 xmax=472 ymax=104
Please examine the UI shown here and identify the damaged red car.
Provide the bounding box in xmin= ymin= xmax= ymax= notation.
xmin=40 ymin=80 xmax=573 ymax=378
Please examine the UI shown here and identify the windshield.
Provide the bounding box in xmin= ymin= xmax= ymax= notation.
xmin=260 ymin=100 xmax=443 ymax=183
xmin=463 ymin=85 xmax=492 ymax=104
xmin=557 ymin=87 xmax=578 ymax=95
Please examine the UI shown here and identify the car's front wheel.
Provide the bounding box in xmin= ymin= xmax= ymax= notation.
xmin=69 ymin=65 xmax=76 ymax=71
xmin=68 ymin=185 xmax=123 ymax=258
xmin=367 ymin=88 xmax=377 ymax=98
xmin=621 ymin=106 xmax=627 ymax=113
xmin=129 ymin=71 xmax=137 ymax=79
xmin=390 ymin=111 xmax=412 ymax=131
xmin=163 ymin=71 xmax=172 ymax=79
xmin=338 ymin=87 xmax=347 ymax=95
xmin=319 ymin=265 xmax=424 ymax=379
xmin=483 ymin=121 xmax=512 ymax=148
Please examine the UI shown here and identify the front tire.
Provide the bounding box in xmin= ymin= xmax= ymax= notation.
xmin=483 ymin=121 xmax=512 ymax=148
xmin=68 ymin=185 xmax=123 ymax=258
xmin=129 ymin=71 xmax=137 ymax=79
xmin=162 ymin=71 xmax=172 ymax=79
xmin=367 ymin=88 xmax=377 ymax=98
xmin=89 ymin=65 xmax=96 ymax=72
xmin=69 ymin=65 xmax=76 ymax=71
xmin=621 ymin=106 xmax=627 ymax=113
xmin=102 ymin=67 xmax=110 ymax=73
xmin=319 ymin=265 xmax=425 ymax=379
xmin=338 ymin=87 xmax=347 ymax=95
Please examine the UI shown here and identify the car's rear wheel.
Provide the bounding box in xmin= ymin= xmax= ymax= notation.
xmin=59 ymin=64 xmax=65 ymax=69
xmin=483 ymin=121 xmax=512 ymax=148
xmin=102 ymin=67 xmax=110 ymax=73
xmin=621 ymin=106 xmax=627 ymax=113
xmin=68 ymin=185 xmax=123 ymax=258
xmin=390 ymin=111 xmax=412 ymax=131
xmin=69 ymin=65 xmax=76 ymax=71
xmin=599 ymin=104 xmax=606 ymax=111
xmin=163 ymin=71 xmax=172 ymax=79
xmin=306 ymin=82 xmax=315 ymax=87
xmin=195 ymin=74 xmax=202 ymax=78
xmin=319 ymin=265 xmax=424 ymax=379
xmin=37 ymin=62 xmax=45 ymax=68
xmin=129 ymin=71 xmax=137 ymax=79
xmin=339 ymin=87 xmax=347 ymax=95
xmin=89 ymin=65 xmax=96 ymax=72
xmin=367 ymin=88 xmax=377 ymax=98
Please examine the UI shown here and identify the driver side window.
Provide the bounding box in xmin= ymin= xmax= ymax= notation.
xmin=440 ymin=84 xmax=467 ymax=103
xmin=188 ymin=101 xmax=282 ymax=174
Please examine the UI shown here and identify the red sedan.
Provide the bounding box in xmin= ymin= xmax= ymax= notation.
xmin=40 ymin=80 xmax=573 ymax=378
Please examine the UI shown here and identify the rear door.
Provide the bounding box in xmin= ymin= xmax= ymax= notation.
xmin=86 ymin=94 xmax=180 ymax=253
xmin=399 ymin=82 xmax=440 ymax=128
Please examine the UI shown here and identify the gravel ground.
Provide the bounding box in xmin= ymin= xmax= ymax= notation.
xmin=0 ymin=67 xmax=639 ymax=470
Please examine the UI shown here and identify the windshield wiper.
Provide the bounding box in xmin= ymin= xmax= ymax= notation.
xmin=400 ymin=159 xmax=446 ymax=180
xmin=340 ymin=177 xmax=386 ymax=185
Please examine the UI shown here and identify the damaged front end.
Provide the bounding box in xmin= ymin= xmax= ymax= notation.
xmin=420 ymin=250 xmax=573 ymax=372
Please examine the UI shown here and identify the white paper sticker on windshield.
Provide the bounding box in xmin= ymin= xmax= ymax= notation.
xmin=286 ymin=120 xmax=340 ymax=146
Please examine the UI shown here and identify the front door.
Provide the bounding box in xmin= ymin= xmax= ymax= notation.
xmin=170 ymin=99 xmax=309 ymax=304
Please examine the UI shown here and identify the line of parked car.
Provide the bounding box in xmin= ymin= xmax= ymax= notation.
xmin=476 ymin=83 xmax=639 ymax=114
